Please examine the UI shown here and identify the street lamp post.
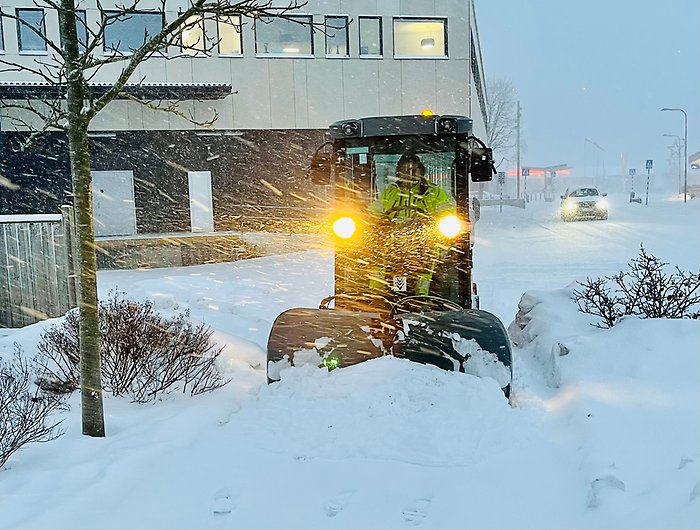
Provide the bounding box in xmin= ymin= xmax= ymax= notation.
xmin=663 ymin=133 xmax=682 ymax=194
xmin=585 ymin=138 xmax=604 ymax=187
xmin=661 ymin=108 xmax=688 ymax=203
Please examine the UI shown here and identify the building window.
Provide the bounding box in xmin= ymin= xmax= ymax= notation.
xmin=181 ymin=15 xmax=205 ymax=54
xmin=359 ymin=17 xmax=382 ymax=57
xmin=60 ymin=10 xmax=88 ymax=52
xmin=324 ymin=16 xmax=348 ymax=57
xmin=217 ymin=15 xmax=242 ymax=55
xmin=255 ymin=15 xmax=312 ymax=56
xmin=16 ymin=9 xmax=47 ymax=52
xmin=393 ymin=18 xmax=447 ymax=58
xmin=104 ymin=11 xmax=163 ymax=54
xmin=0 ymin=17 xmax=4 ymax=52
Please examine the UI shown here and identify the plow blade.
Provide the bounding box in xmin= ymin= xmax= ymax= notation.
xmin=266 ymin=308 xmax=387 ymax=382
xmin=267 ymin=307 xmax=512 ymax=394
xmin=394 ymin=308 xmax=513 ymax=392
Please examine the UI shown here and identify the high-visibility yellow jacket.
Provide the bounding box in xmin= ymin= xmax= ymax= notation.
xmin=368 ymin=180 xmax=455 ymax=219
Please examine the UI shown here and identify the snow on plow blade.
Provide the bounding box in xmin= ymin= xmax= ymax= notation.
xmin=267 ymin=306 xmax=512 ymax=393
xmin=266 ymin=308 xmax=387 ymax=382
xmin=394 ymin=309 xmax=513 ymax=392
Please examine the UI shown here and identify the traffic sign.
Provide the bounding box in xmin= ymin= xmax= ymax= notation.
xmin=629 ymin=168 xmax=636 ymax=176
xmin=497 ymin=171 xmax=506 ymax=185
xmin=645 ymin=160 xmax=653 ymax=170
xmin=522 ymin=168 xmax=529 ymax=176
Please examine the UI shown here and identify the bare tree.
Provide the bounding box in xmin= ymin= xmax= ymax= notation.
xmin=485 ymin=78 xmax=517 ymax=162
xmin=0 ymin=0 xmax=310 ymax=436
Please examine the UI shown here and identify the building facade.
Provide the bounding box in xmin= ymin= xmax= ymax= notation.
xmin=0 ymin=0 xmax=489 ymax=236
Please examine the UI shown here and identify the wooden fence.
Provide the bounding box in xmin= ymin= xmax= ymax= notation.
xmin=0 ymin=206 xmax=78 ymax=328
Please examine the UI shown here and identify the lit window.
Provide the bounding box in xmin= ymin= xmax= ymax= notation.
xmin=325 ymin=16 xmax=348 ymax=57
xmin=60 ymin=10 xmax=88 ymax=52
xmin=103 ymin=11 xmax=163 ymax=54
xmin=255 ymin=15 xmax=312 ymax=56
xmin=16 ymin=9 xmax=47 ymax=52
xmin=181 ymin=15 xmax=205 ymax=54
xmin=217 ymin=15 xmax=242 ymax=55
xmin=359 ymin=16 xmax=382 ymax=57
xmin=393 ymin=18 xmax=447 ymax=58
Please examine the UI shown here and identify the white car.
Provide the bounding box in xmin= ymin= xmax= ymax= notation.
xmin=560 ymin=187 xmax=608 ymax=221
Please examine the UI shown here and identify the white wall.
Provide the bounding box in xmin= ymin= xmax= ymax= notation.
xmin=0 ymin=0 xmax=488 ymax=135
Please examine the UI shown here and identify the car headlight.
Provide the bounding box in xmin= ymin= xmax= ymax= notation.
xmin=595 ymin=199 xmax=608 ymax=209
xmin=564 ymin=200 xmax=577 ymax=211
xmin=437 ymin=215 xmax=463 ymax=238
xmin=332 ymin=216 xmax=356 ymax=239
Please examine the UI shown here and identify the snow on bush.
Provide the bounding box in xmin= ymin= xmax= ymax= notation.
xmin=37 ymin=294 xmax=229 ymax=402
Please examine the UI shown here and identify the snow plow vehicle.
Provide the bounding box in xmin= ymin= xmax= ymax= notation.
xmin=267 ymin=114 xmax=513 ymax=395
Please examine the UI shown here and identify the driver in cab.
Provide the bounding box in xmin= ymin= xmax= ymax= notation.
xmin=368 ymin=152 xmax=454 ymax=219
xmin=367 ymin=152 xmax=454 ymax=296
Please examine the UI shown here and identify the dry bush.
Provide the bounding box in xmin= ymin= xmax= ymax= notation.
xmin=573 ymin=245 xmax=700 ymax=328
xmin=38 ymin=295 xmax=229 ymax=402
xmin=1 ymin=346 xmax=64 ymax=469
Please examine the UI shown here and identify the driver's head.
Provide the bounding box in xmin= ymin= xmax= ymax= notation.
xmin=395 ymin=153 xmax=426 ymax=187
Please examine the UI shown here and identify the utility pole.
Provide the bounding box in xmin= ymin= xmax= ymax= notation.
xmin=516 ymin=101 xmax=521 ymax=198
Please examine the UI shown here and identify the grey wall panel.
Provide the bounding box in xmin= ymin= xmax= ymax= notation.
xmin=232 ymin=59 xmax=273 ymax=128
xmin=89 ymin=100 xmax=130 ymax=130
xmin=293 ymin=61 xmax=310 ymax=128
xmin=269 ymin=60 xmax=298 ymax=129
xmin=163 ymin=58 xmax=194 ymax=84
xmin=377 ymin=60 xmax=402 ymax=116
xmin=195 ymin=98 xmax=234 ymax=130
xmin=341 ymin=0 xmax=377 ymax=14
xmin=306 ymin=60 xmax=344 ymax=127
xmin=435 ymin=59 xmax=470 ymax=116
xmin=137 ymin=59 xmax=168 ymax=84
xmin=192 ymin=57 xmax=232 ymax=83
xmin=400 ymin=0 xmax=436 ymax=16
xmin=167 ymin=100 xmax=197 ymax=130
xmin=400 ymin=60 xmax=437 ymax=115
xmin=447 ymin=15 xmax=470 ymax=60
xmin=317 ymin=0 xmax=342 ymax=13
xmin=343 ymin=60 xmax=379 ymax=119
xmin=126 ymin=99 xmax=145 ymax=130
xmin=139 ymin=102 xmax=175 ymax=130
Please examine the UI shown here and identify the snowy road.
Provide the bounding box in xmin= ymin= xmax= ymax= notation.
xmin=1 ymin=192 xmax=698 ymax=530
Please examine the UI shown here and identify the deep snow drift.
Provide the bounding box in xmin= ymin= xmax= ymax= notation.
xmin=1 ymin=192 xmax=698 ymax=530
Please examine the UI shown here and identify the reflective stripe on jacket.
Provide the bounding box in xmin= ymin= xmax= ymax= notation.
xmin=369 ymin=180 xmax=455 ymax=219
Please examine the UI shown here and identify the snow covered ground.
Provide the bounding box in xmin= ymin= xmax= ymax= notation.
xmin=1 ymin=192 xmax=699 ymax=530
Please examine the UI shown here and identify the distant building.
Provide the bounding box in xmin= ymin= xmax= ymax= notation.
xmin=0 ymin=0 xmax=489 ymax=236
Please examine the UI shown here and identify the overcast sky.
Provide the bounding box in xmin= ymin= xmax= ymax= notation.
xmin=476 ymin=0 xmax=699 ymax=179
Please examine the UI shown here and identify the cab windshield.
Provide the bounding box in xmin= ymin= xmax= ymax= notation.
xmin=339 ymin=136 xmax=458 ymax=204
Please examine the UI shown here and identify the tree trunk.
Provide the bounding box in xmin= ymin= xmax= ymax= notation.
xmin=61 ymin=0 xmax=106 ymax=437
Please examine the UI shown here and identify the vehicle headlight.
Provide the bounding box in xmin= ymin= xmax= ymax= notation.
xmin=564 ymin=200 xmax=577 ymax=211
xmin=437 ymin=215 xmax=463 ymax=238
xmin=332 ymin=216 xmax=356 ymax=239
xmin=595 ymin=199 xmax=608 ymax=209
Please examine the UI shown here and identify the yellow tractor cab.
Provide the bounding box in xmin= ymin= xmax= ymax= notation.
xmin=267 ymin=114 xmax=513 ymax=396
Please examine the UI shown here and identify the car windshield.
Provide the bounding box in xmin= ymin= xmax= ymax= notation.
xmin=570 ymin=188 xmax=600 ymax=197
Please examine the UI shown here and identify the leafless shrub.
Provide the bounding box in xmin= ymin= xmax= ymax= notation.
xmin=573 ymin=246 xmax=700 ymax=328
xmin=38 ymin=295 xmax=229 ymax=402
xmin=0 ymin=346 xmax=65 ymax=469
